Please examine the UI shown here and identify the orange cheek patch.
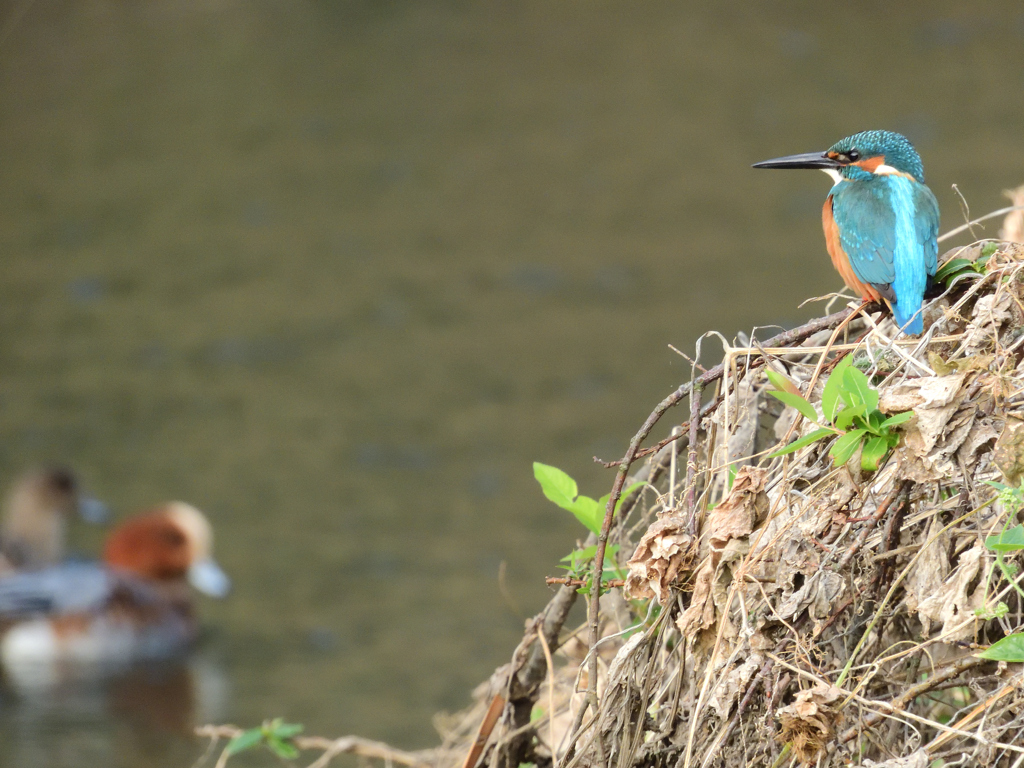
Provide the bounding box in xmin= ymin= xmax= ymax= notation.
xmin=854 ymin=155 xmax=884 ymax=173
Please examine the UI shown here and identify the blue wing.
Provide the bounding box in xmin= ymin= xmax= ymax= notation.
xmin=831 ymin=177 xmax=939 ymax=333
xmin=832 ymin=181 xmax=898 ymax=289
xmin=832 ymin=179 xmax=940 ymax=285
xmin=913 ymin=183 xmax=940 ymax=277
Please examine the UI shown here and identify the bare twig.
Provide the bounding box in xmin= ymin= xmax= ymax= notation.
xmin=939 ymin=205 xmax=1024 ymax=242
xmin=837 ymin=480 xmax=913 ymax=570
xmin=462 ymin=694 xmax=505 ymax=768
xmin=837 ymin=656 xmax=990 ymax=744
xmin=594 ymin=394 xmax=724 ymax=467
xmin=545 ymin=577 xmax=624 ymax=588
xmin=193 ymin=726 xmax=433 ymax=768
xmin=668 ymin=344 xmax=709 ymax=373
xmin=685 ymin=380 xmax=703 ymax=534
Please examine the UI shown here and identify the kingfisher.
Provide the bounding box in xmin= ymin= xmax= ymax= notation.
xmin=753 ymin=130 xmax=940 ymax=334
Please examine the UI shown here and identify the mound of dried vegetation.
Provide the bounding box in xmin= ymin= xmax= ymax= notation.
xmin=434 ymin=209 xmax=1024 ymax=768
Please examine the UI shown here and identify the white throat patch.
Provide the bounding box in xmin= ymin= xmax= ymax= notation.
xmin=873 ymin=163 xmax=906 ymax=176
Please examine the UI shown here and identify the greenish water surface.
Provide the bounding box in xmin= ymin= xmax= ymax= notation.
xmin=0 ymin=2 xmax=1022 ymax=765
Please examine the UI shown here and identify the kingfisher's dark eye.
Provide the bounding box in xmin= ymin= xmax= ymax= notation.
xmin=848 ymin=149 xmax=861 ymax=161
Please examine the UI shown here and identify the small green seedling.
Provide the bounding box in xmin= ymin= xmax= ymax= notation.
xmin=934 ymin=241 xmax=997 ymax=288
xmin=983 ymin=483 xmax=1024 ymax=602
xmin=767 ymin=355 xmax=913 ymax=472
xmin=558 ymin=544 xmax=624 ymax=592
xmin=534 ymin=462 xmax=644 ymax=593
xmin=974 ymin=483 xmax=1024 ymax=662
xmin=226 ymin=718 xmax=304 ymax=760
xmin=533 ymin=462 xmax=644 ymax=536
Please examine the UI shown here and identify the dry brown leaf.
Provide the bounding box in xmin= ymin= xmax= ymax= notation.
xmin=775 ymin=569 xmax=845 ymax=626
xmin=891 ymin=375 xmax=976 ymax=482
xmin=994 ymin=416 xmax=1024 ymax=484
xmin=776 ymin=684 xmax=843 ymax=764
xmin=708 ymin=653 xmax=762 ymax=718
xmin=676 ymin=561 xmax=716 ymax=636
xmin=894 ymin=445 xmax=945 ymax=483
xmin=893 ymin=373 xmax=968 ymax=458
xmin=705 ymin=466 xmax=769 ymax=569
xmin=905 ymin=516 xmax=951 ymax=616
xmin=879 ymin=371 xmax=965 ymax=416
xmin=604 ymin=631 xmax=646 ymax=691
xmin=935 ymin=403 xmax=977 ymax=456
xmin=963 ymin=291 xmax=1013 ymax=350
xmin=624 ymin=515 xmax=695 ymax=603
xmin=958 ymin=415 xmax=1000 ymax=470
xmin=675 ymin=467 xmax=769 ymax=638
xmin=916 ymin=543 xmax=987 ymax=640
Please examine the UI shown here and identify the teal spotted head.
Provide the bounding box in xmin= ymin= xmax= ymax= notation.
xmin=824 ymin=130 xmax=925 ymax=182
xmin=752 ymin=130 xmax=940 ymax=335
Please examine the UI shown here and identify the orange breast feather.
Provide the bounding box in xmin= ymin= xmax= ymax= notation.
xmin=822 ymin=196 xmax=882 ymax=302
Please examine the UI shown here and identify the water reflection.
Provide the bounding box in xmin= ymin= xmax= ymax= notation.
xmin=0 ymin=655 xmax=227 ymax=768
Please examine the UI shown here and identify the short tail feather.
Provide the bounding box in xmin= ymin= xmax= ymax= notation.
xmin=893 ymin=302 xmax=924 ymax=335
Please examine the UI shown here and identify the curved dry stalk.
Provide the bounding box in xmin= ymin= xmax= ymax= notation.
xmin=939 ymin=205 xmax=1024 ymax=242
xmin=193 ymin=725 xmax=434 ymax=768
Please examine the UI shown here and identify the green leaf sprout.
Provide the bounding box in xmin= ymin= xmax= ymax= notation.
xmin=767 ymin=355 xmax=912 ymax=471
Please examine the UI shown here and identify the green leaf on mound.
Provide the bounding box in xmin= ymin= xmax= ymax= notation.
xmin=226 ymin=729 xmax=264 ymax=756
xmin=270 ymin=721 xmax=304 ymax=740
xmin=767 ymin=390 xmax=818 ymax=423
xmin=842 ymin=365 xmax=878 ymax=411
xmin=834 ymin=403 xmax=867 ymax=432
xmin=935 ymin=257 xmax=973 ymax=282
xmin=765 ymin=369 xmax=801 ymax=396
xmin=860 ymin=435 xmax=890 ymax=471
xmin=830 ymin=429 xmax=867 ymax=467
xmin=822 ymin=355 xmax=854 ymax=423
xmin=977 ymin=633 xmax=1024 ymax=662
xmin=266 ymin=737 xmax=300 ymax=760
xmin=985 ymin=525 xmax=1024 ymax=553
xmin=769 ymin=428 xmax=834 ymax=458
xmin=879 ymin=411 xmax=914 ymax=429
xmin=533 ymin=462 xmax=578 ymax=510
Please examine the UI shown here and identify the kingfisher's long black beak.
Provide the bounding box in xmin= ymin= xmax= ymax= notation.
xmin=752 ymin=151 xmax=842 ymax=170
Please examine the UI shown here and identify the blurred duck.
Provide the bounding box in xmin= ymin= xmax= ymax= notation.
xmin=0 ymin=467 xmax=109 ymax=574
xmin=0 ymin=502 xmax=229 ymax=678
